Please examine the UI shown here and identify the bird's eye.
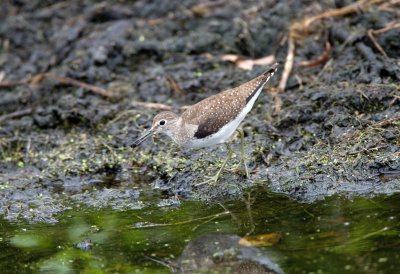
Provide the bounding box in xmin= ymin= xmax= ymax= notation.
xmin=159 ymin=120 xmax=166 ymax=126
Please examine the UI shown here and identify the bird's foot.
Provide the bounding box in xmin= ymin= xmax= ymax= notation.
xmin=240 ymin=158 xmax=250 ymax=179
xmin=196 ymin=145 xmax=234 ymax=186
xmin=195 ymin=173 xmax=220 ymax=186
xmin=226 ymin=160 xmax=250 ymax=179
xmin=226 ymin=152 xmax=250 ymax=178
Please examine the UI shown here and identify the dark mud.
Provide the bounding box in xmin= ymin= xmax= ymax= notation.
xmin=0 ymin=0 xmax=399 ymax=223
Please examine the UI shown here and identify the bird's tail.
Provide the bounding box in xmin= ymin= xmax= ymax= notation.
xmin=263 ymin=62 xmax=279 ymax=78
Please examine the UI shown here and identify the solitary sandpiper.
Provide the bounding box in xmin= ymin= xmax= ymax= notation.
xmin=132 ymin=63 xmax=279 ymax=184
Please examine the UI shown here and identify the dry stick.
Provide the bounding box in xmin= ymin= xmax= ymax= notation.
xmin=45 ymin=73 xmax=118 ymax=98
xmin=0 ymin=79 xmax=29 ymax=88
xmin=291 ymin=0 xmax=384 ymax=38
xmin=368 ymin=21 xmax=400 ymax=56
xmin=191 ymin=0 xmax=226 ymax=17
xmin=0 ymin=108 xmax=33 ymax=123
xmin=281 ymin=0 xmax=384 ymax=92
xmin=0 ymin=73 xmax=118 ymax=98
xmin=132 ymin=211 xmax=230 ymax=229
xmin=242 ymin=193 xmax=255 ymax=236
xmin=379 ymin=0 xmax=400 ymax=15
xmin=300 ymin=41 xmax=332 ymax=67
xmin=143 ymin=256 xmax=174 ymax=271
xmin=390 ymin=95 xmax=400 ymax=106
xmin=131 ymin=101 xmax=173 ymax=111
xmin=372 ymin=21 xmax=400 ymax=35
xmin=370 ymin=117 xmax=400 ymax=128
xmin=131 ymin=101 xmax=191 ymax=112
xmin=39 ymin=0 xmax=72 ymax=12
xmin=367 ymin=30 xmax=387 ymax=56
xmin=219 ymin=203 xmax=240 ymax=223
xmin=191 ymin=213 xmax=224 ymax=231
xmin=278 ymin=37 xmax=295 ymax=92
xmin=165 ymin=74 xmax=183 ymax=95
xmin=331 ymin=227 xmax=390 ymax=251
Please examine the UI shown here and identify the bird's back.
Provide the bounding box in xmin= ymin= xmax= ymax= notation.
xmin=182 ymin=65 xmax=277 ymax=140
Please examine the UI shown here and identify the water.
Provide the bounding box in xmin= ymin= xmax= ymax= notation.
xmin=0 ymin=188 xmax=399 ymax=273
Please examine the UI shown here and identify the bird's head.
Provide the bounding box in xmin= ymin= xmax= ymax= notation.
xmin=131 ymin=111 xmax=179 ymax=147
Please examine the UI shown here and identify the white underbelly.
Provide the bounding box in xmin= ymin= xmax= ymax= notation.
xmin=187 ymin=115 xmax=245 ymax=148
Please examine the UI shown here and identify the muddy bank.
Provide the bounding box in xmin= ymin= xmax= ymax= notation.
xmin=0 ymin=0 xmax=399 ymax=223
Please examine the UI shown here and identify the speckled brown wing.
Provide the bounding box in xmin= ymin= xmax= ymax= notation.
xmin=182 ymin=90 xmax=245 ymax=139
xmin=182 ymin=65 xmax=277 ymax=139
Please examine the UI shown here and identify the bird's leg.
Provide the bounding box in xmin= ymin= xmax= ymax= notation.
xmin=226 ymin=128 xmax=250 ymax=178
xmin=196 ymin=143 xmax=233 ymax=186
xmin=237 ymin=128 xmax=250 ymax=178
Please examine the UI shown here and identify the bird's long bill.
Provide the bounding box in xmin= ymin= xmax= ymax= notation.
xmin=131 ymin=128 xmax=155 ymax=147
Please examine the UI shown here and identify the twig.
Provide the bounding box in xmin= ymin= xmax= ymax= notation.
xmin=378 ymin=0 xmax=400 ymax=15
xmin=272 ymin=94 xmax=282 ymax=114
xmin=191 ymin=213 xmax=223 ymax=231
xmin=38 ymin=0 xmax=72 ymax=12
xmin=281 ymin=0 xmax=385 ymax=93
xmin=0 ymin=79 xmax=29 ymax=88
xmin=0 ymin=108 xmax=33 ymax=123
xmin=347 ymin=145 xmax=387 ymax=155
xmin=370 ymin=117 xmax=399 ymax=128
xmin=219 ymin=203 xmax=240 ymax=223
xmin=390 ymin=95 xmax=400 ymax=106
xmin=45 ymin=73 xmax=118 ymax=98
xmin=242 ymin=193 xmax=255 ymax=236
xmin=165 ymin=74 xmax=183 ymax=95
xmin=131 ymin=101 xmax=191 ymax=112
xmin=144 ymin=256 xmax=174 ymax=271
xmin=371 ymin=21 xmax=400 ymax=35
xmin=0 ymin=72 xmax=119 ymax=98
xmin=331 ymin=227 xmax=390 ymax=251
xmin=368 ymin=21 xmax=400 ymax=56
xmin=367 ymin=30 xmax=387 ymax=56
xmin=300 ymin=41 xmax=332 ymax=67
xmin=131 ymin=101 xmax=172 ymax=111
xmin=132 ymin=211 xmax=230 ymax=229
xmin=278 ymin=37 xmax=295 ymax=91
xmin=290 ymin=0 xmax=384 ymax=39
xmin=191 ymin=0 xmax=226 ymax=17
xmin=222 ymin=54 xmax=275 ymax=70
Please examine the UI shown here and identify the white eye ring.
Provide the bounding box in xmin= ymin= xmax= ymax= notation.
xmin=159 ymin=120 xmax=166 ymax=126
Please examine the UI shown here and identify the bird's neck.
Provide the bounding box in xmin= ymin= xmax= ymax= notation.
xmin=168 ymin=118 xmax=197 ymax=147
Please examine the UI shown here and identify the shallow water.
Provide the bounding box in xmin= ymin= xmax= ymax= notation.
xmin=1 ymin=187 xmax=399 ymax=273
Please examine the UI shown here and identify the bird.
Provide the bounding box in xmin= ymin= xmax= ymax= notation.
xmin=132 ymin=63 xmax=279 ymax=184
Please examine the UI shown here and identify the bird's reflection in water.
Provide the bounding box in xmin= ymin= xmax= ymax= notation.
xmin=148 ymin=233 xmax=284 ymax=274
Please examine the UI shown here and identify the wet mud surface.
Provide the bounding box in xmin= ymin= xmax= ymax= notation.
xmin=0 ymin=0 xmax=399 ymax=223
